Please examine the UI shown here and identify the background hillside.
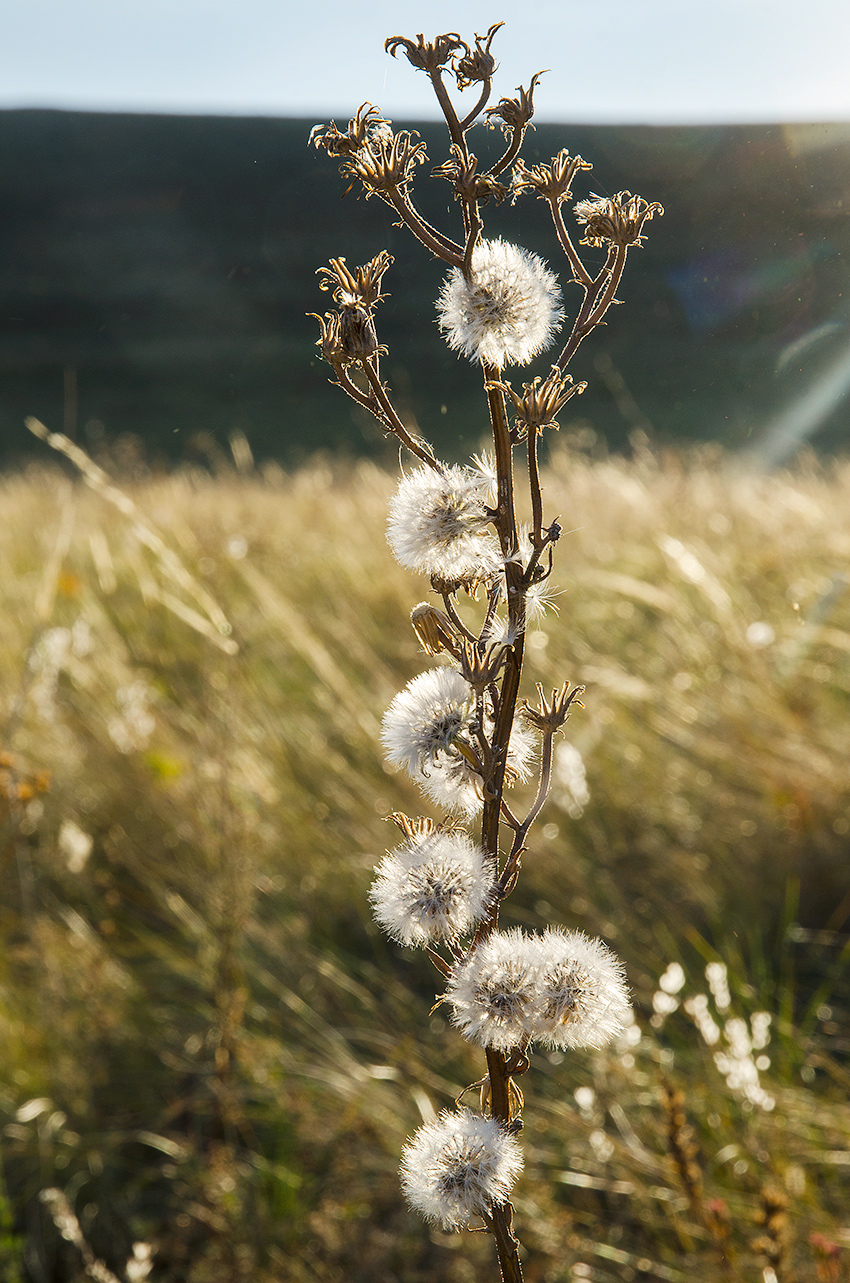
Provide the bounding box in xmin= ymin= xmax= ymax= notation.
xmin=2 ymin=111 xmax=850 ymax=466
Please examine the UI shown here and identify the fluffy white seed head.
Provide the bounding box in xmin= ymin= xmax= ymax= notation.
xmin=380 ymin=667 xmax=483 ymax=814
xmin=400 ymin=1108 xmax=523 ymax=1230
xmin=387 ymin=464 xmax=501 ymax=584
xmin=369 ymin=830 xmax=495 ymax=946
xmin=381 ymin=667 xmax=538 ymax=817
xmin=437 ymin=238 xmax=563 ymax=368
xmin=446 ymin=928 xmax=539 ymax=1053
xmin=446 ymin=928 xmax=630 ymax=1052
xmin=529 ymin=928 xmax=631 ymax=1050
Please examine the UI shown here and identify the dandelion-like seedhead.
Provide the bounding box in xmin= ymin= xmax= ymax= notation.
xmin=369 ymin=829 xmax=495 ymax=946
xmin=530 ymin=928 xmax=631 ymax=1050
xmin=446 ymin=927 xmax=630 ymax=1051
xmin=381 ymin=667 xmax=537 ymax=815
xmin=387 ymin=463 xmax=501 ymax=584
xmin=446 ymin=927 xmax=539 ymax=1052
xmin=437 ymin=238 xmax=563 ymax=368
xmin=400 ymin=1108 xmax=524 ymax=1229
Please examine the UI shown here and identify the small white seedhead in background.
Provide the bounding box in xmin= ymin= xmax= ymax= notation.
xmin=386 ymin=463 xmax=501 ymax=585
xmin=446 ymin=928 xmax=539 ymax=1053
xmin=400 ymin=1108 xmax=523 ymax=1229
xmin=369 ymin=829 xmax=495 ymax=946
xmin=553 ymin=741 xmax=590 ymax=818
xmin=705 ymin=961 xmax=731 ymax=1011
xmin=437 ymin=238 xmax=563 ymax=368
xmin=530 ymin=928 xmax=631 ymax=1050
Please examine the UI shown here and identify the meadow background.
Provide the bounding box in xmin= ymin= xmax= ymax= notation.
xmin=0 ymin=104 xmax=849 ymax=1283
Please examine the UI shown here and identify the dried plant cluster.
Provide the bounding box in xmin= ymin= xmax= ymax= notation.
xmin=311 ymin=25 xmax=662 ymax=1278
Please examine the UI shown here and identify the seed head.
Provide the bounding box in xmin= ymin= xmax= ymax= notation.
xmin=574 ymin=191 xmax=664 ymax=248
xmin=400 ymin=1108 xmax=524 ymax=1230
xmin=437 ymin=238 xmax=563 ymax=369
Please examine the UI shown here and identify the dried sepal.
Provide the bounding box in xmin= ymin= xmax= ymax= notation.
xmin=484 ymin=72 xmax=545 ymax=134
xmin=492 ymin=366 xmax=586 ymax=438
xmin=458 ymin=637 xmax=511 ymax=690
xmin=521 ymin=681 xmax=585 ymax=734
xmin=512 ymin=149 xmax=593 ymax=204
xmin=385 ymin=32 xmax=468 ymax=74
xmin=432 ymin=146 xmax=507 ymax=205
xmin=452 ymin=23 xmax=502 ymax=90
xmin=574 ymin=191 xmax=664 ymax=248
xmin=388 ymin=812 xmax=437 ymax=839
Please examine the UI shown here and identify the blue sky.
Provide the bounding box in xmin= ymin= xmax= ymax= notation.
xmin=3 ymin=0 xmax=850 ymax=124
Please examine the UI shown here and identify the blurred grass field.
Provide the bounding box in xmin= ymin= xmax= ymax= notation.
xmin=1 ymin=437 xmax=849 ymax=1282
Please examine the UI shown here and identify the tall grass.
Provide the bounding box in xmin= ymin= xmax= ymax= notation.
xmin=1 ymin=441 xmax=848 ymax=1281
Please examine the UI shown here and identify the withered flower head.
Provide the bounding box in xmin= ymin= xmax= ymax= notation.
xmin=512 ymin=149 xmax=593 ymax=204
xmin=574 ymin=191 xmax=664 ymax=248
xmin=385 ymin=32 xmax=468 ymax=74
xmin=432 ymin=146 xmax=507 ymax=205
xmin=345 ymin=127 xmax=429 ymax=198
xmin=311 ymin=252 xmax=393 ymax=363
xmin=307 ymin=310 xmax=351 ymax=370
xmin=317 ymin=252 xmax=393 ymax=310
xmin=521 ymin=682 xmax=585 ymax=734
xmin=310 ymin=103 xmax=389 ymax=158
xmin=458 ymin=636 xmax=511 ymax=689
xmin=484 ymin=72 xmax=545 ymax=134
xmin=495 ymin=367 xmax=586 ymax=437
xmin=452 ymin=22 xmax=503 ymax=89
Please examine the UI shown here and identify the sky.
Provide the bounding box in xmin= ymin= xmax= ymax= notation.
xmin=3 ymin=0 xmax=850 ymax=125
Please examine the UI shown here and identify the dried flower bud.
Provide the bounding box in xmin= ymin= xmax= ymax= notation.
xmin=512 ymin=149 xmax=593 ymax=204
xmin=432 ymin=147 xmax=507 ymax=205
xmin=521 ymin=681 xmax=584 ymax=734
xmin=385 ymin=32 xmax=468 ymax=74
xmin=574 ymin=191 xmax=664 ymax=248
xmin=452 ymin=23 xmax=502 ymax=89
xmin=484 ymin=72 xmax=544 ymax=134
xmin=410 ymin=602 xmax=461 ymax=657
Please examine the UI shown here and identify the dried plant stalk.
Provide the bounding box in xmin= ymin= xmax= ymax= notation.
xmin=310 ymin=24 xmax=661 ymax=1281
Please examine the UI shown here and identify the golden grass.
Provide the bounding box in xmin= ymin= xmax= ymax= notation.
xmin=0 ymin=443 xmax=848 ymax=1281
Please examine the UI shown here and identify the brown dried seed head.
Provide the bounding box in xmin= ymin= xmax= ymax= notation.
xmin=484 ymin=71 xmax=545 ymax=134
xmin=453 ymin=23 xmax=502 ymax=89
xmin=385 ymin=32 xmax=468 ymax=74
xmin=494 ymin=367 xmax=586 ymax=437
xmin=521 ymin=682 xmax=584 ymax=733
xmin=574 ymin=191 xmax=664 ymax=248
xmin=512 ymin=149 xmax=593 ymax=204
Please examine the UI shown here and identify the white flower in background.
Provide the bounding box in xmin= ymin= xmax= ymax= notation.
xmin=386 ymin=463 xmax=500 ymax=584
xmin=400 ymin=1108 xmax=523 ymax=1229
xmin=446 ymin=928 xmax=539 ymax=1052
xmin=59 ymin=820 xmax=93 ymax=874
xmin=437 ymin=238 xmax=563 ymax=368
xmin=369 ymin=829 xmax=495 ymax=946
xmin=705 ymin=961 xmax=731 ymax=1011
xmin=553 ymin=741 xmax=590 ymax=818
xmin=108 ymin=680 xmax=155 ymax=754
xmin=28 ymin=626 xmax=72 ymax=720
xmin=683 ymin=993 xmax=721 ymax=1046
xmin=381 ymin=667 xmax=537 ymax=816
xmin=530 ymin=928 xmax=631 ymax=1050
